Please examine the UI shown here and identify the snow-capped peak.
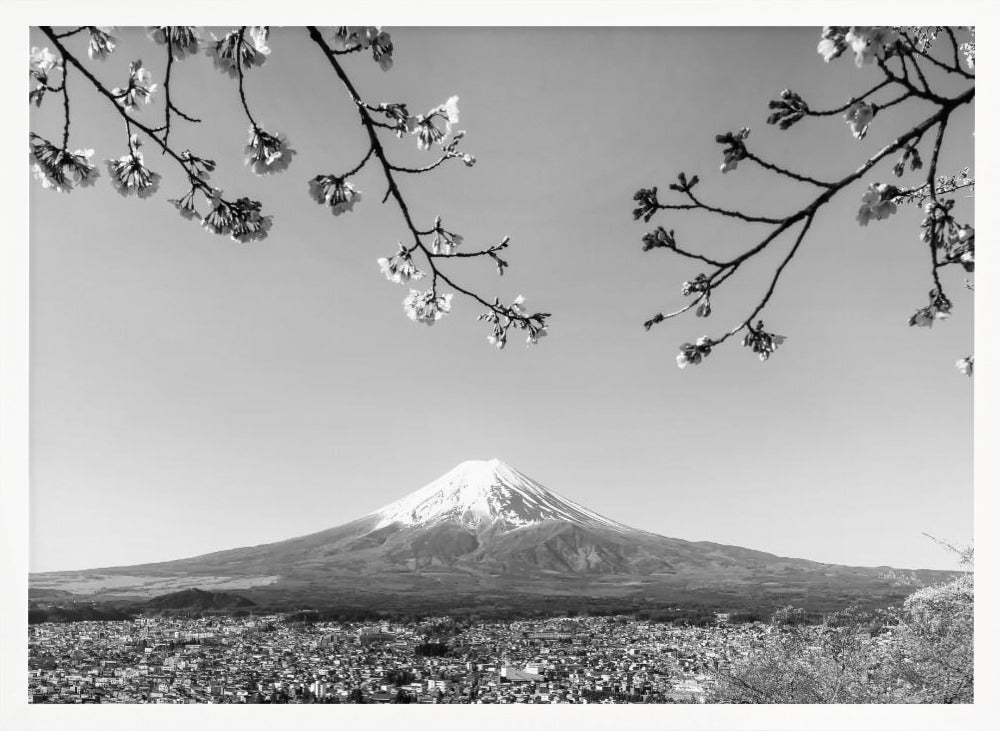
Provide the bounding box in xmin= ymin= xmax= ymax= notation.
xmin=370 ymin=459 xmax=628 ymax=532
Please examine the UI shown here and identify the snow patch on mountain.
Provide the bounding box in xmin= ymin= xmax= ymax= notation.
xmin=370 ymin=459 xmax=628 ymax=533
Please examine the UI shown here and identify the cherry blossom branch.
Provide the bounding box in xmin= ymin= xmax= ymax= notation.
xmin=41 ymin=27 xmax=213 ymax=196
xmin=32 ymin=26 xmax=546 ymax=345
xmin=634 ymin=27 xmax=973 ymax=369
xmin=305 ymin=26 xmax=548 ymax=341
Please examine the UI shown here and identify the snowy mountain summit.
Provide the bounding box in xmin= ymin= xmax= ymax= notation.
xmin=370 ymin=458 xmax=628 ymax=532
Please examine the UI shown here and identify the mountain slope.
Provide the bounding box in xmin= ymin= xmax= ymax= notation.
xmin=29 ymin=459 xmax=950 ymax=606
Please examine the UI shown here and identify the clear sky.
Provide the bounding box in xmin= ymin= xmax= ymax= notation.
xmin=29 ymin=26 xmax=973 ymax=572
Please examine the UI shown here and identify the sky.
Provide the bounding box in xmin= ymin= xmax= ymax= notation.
xmin=28 ymin=26 xmax=974 ymax=572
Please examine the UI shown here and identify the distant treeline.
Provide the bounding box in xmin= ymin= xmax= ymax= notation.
xmin=28 ymin=605 xmax=135 ymax=624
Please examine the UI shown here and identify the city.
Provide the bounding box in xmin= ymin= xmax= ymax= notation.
xmin=28 ymin=614 xmax=768 ymax=704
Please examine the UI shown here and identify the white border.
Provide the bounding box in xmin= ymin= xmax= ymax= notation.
xmin=2 ymin=2 xmax=996 ymax=730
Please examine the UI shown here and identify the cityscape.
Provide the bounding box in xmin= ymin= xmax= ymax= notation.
xmin=29 ymin=614 xmax=760 ymax=704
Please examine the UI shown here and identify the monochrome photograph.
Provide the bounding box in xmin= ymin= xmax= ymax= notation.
xmin=2 ymin=10 xmax=987 ymax=730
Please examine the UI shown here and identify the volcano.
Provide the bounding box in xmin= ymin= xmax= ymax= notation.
xmin=29 ymin=459 xmax=949 ymax=609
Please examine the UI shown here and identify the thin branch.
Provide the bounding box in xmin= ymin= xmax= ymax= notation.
xmin=719 ymin=213 xmax=815 ymax=345
xmin=60 ymin=65 xmax=70 ymax=149
xmin=53 ymin=26 xmax=87 ymax=39
xmin=806 ymin=78 xmax=894 ymax=117
xmin=305 ymin=27 xmax=535 ymax=325
xmin=744 ymin=151 xmax=834 ymax=188
xmin=236 ymin=27 xmax=261 ymax=131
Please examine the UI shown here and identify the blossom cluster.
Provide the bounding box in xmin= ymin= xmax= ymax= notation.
xmin=87 ymin=27 xmax=117 ymax=61
xmin=960 ymin=27 xmax=975 ymax=71
xmin=681 ymin=273 xmax=711 ymax=298
xmin=330 ymin=27 xmax=394 ymax=71
xmin=844 ymin=101 xmax=875 ymax=140
xmin=369 ymin=97 xmax=468 ymax=157
xmin=641 ymin=226 xmax=676 ymax=252
xmin=819 ymin=26 xmax=899 ymax=67
xmin=112 ymin=60 xmax=157 ymax=110
xmin=244 ymin=126 xmax=294 ymax=175
xmin=147 ymin=26 xmax=202 ymax=60
xmin=742 ymin=321 xmax=786 ymax=361
xmin=29 ymin=46 xmax=61 ymax=107
xmin=716 ymin=128 xmax=751 ymax=174
xmin=908 ymin=289 xmax=952 ymax=328
xmin=676 ymin=336 xmax=713 ymax=369
xmin=766 ymin=89 xmax=809 ymax=130
xmin=429 ymin=217 xmax=464 ymax=255
xmin=29 ymin=134 xmax=99 ymax=193
xmin=208 ymin=27 xmax=270 ymax=77
xmin=919 ymin=200 xmax=974 ymax=272
xmin=478 ymin=296 xmax=549 ymax=349
xmin=308 ymin=175 xmax=362 ymax=216
xmin=403 ymin=289 xmax=453 ymax=326
xmin=105 ymin=134 xmax=160 ymax=198
xmin=632 ymin=187 xmax=661 ymax=223
xmin=955 ymin=356 xmax=973 ymax=377
xmin=856 ymin=183 xmax=900 ymax=226
xmin=377 ymin=246 xmax=425 ymax=284
xmin=412 ymin=96 xmax=460 ymax=151
xmin=201 ymin=193 xmax=272 ymax=243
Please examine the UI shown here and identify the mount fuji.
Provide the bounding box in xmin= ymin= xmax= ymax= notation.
xmin=30 ymin=459 xmax=949 ymax=610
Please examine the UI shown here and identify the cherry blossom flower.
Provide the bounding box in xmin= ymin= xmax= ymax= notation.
xmin=908 ymin=290 xmax=952 ymax=328
xmin=112 ymin=60 xmax=157 ymax=110
xmin=369 ymin=28 xmax=394 ymax=71
xmin=844 ymin=27 xmax=899 ymax=67
xmin=677 ymin=336 xmax=713 ymax=368
xmin=105 ymin=134 xmax=160 ymax=198
xmin=402 ymin=289 xmax=453 ymax=325
xmin=857 ymin=183 xmax=899 ymax=225
xmin=29 ymin=134 xmax=99 ymax=193
xmin=308 ymin=175 xmax=361 ymax=215
xmin=844 ymin=102 xmax=875 ymax=140
xmin=331 ymin=27 xmax=373 ymax=50
xmin=411 ymin=96 xmax=460 ymax=151
xmin=960 ymin=27 xmax=975 ymax=70
xmin=742 ymin=321 xmax=786 ymax=361
xmin=208 ymin=27 xmax=269 ymax=78
xmin=817 ymin=26 xmax=849 ymax=62
xmin=717 ymin=128 xmax=750 ymax=173
xmin=526 ymin=324 xmax=548 ymax=346
xmin=87 ymin=27 xmax=117 ymax=61
xmin=244 ymin=126 xmax=295 ymax=175
xmin=372 ymin=102 xmax=410 ymax=138
xmin=430 ymin=217 xmax=463 ymax=254
xmin=955 ymin=356 xmax=974 ymax=377
xmin=330 ymin=26 xmax=393 ymax=70
xmin=147 ymin=26 xmax=202 ymax=60
xmin=201 ymin=192 xmax=272 ymax=242
xmin=377 ymin=246 xmax=425 ymax=284
xmin=29 ymin=47 xmax=61 ymax=107
xmin=168 ymin=188 xmax=201 ymax=221
xmin=29 ymin=46 xmax=59 ymax=75
xmin=681 ymin=273 xmax=710 ymax=297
